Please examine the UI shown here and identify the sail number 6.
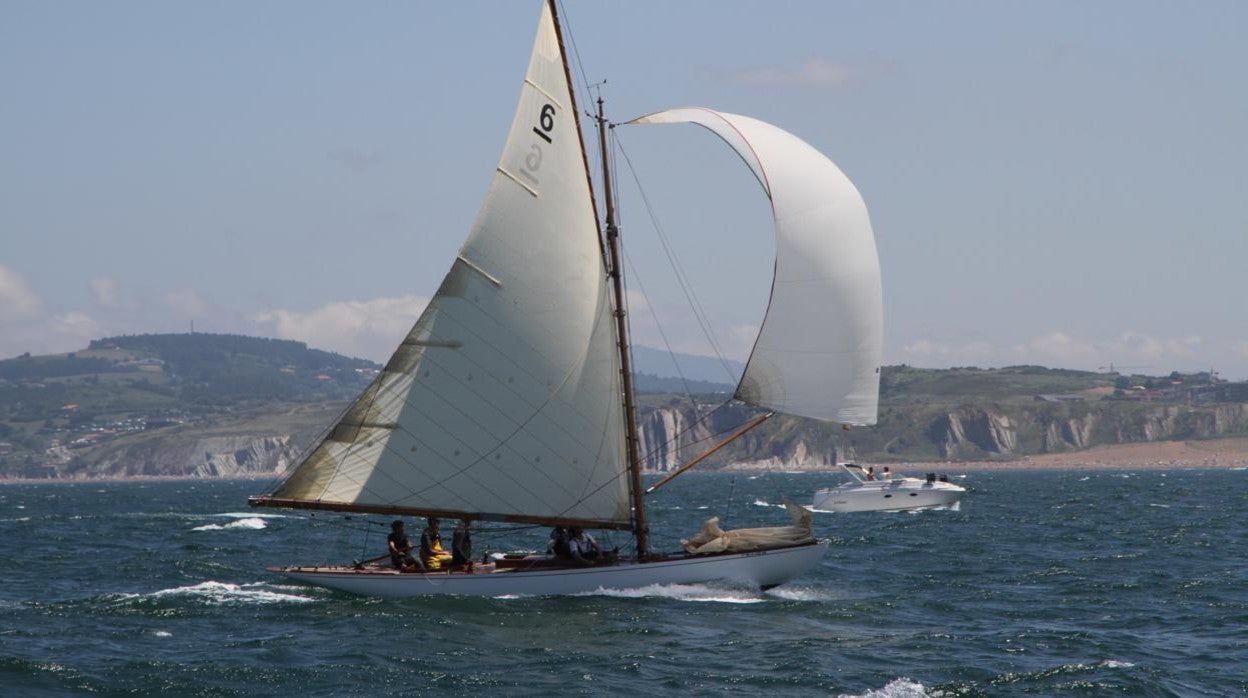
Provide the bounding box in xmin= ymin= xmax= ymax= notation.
xmin=522 ymin=103 xmax=556 ymax=184
xmin=533 ymin=104 xmax=555 ymax=144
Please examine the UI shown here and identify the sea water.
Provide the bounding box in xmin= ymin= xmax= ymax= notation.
xmin=0 ymin=470 xmax=1244 ymax=696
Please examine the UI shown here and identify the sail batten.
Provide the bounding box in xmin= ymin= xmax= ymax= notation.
xmin=629 ymin=108 xmax=884 ymax=425
xmin=263 ymin=2 xmax=631 ymax=524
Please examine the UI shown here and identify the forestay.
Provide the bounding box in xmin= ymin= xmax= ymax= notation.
xmin=628 ymin=108 xmax=883 ymax=425
xmin=262 ymin=3 xmax=630 ymax=526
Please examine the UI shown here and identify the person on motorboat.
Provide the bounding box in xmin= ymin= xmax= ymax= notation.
xmin=865 ymin=466 xmax=876 ymax=481
xmin=881 ymin=466 xmax=892 ymax=480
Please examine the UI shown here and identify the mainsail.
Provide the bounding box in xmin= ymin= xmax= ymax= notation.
xmin=255 ymin=3 xmax=631 ymax=527
xmin=629 ymin=109 xmax=883 ymax=425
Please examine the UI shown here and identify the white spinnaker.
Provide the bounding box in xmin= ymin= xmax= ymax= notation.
xmin=273 ymin=3 xmax=630 ymax=524
xmin=629 ymin=108 xmax=882 ymax=425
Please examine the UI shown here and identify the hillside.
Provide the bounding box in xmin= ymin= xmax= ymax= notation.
xmin=635 ymin=365 xmax=1248 ymax=470
xmin=2 ymin=335 xmax=1247 ymax=479
xmin=0 ymin=334 xmax=377 ymax=478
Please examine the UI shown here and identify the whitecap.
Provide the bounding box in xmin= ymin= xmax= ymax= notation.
xmin=153 ymin=630 xmax=172 ymax=637
xmin=751 ymin=499 xmax=784 ymax=509
xmin=696 ymin=506 xmax=709 ymax=510
xmin=574 ymin=583 xmax=765 ymax=604
xmin=1101 ymin=659 xmax=1135 ymax=668
xmin=1078 ymin=476 xmax=1090 ymax=482
xmin=837 ymin=677 xmax=927 ymax=698
xmin=1147 ymin=503 xmax=1171 ymax=509
xmin=192 ymin=518 xmax=268 ymax=531
xmin=764 ymin=586 xmax=831 ymax=602
xmin=123 ymin=581 xmax=316 ymax=605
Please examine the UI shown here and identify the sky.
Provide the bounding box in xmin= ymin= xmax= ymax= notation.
xmin=2 ymin=1 xmax=1246 ymax=379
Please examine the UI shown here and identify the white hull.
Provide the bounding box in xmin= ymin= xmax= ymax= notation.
xmin=812 ymin=479 xmax=964 ymax=513
xmin=271 ymin=541 xmax=828 ymax=598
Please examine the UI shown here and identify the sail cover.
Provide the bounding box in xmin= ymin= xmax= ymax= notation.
xmin=268 ymin=3 xmax=631 ymax=525
xmin=628 ymin=108 xmax=883 ymax=425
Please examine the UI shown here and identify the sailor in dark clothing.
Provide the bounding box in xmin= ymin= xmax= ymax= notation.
xmin=547 ymin=526 xmax=571 ymax=558
xmin=452 ymin=519 xmax=473 ymax=567
xmin=388 ymin=520 xmax=419 ymax=570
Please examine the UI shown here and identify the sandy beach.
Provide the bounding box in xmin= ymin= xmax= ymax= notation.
xmin=718 ymin=437 xmax=1248 ymax=474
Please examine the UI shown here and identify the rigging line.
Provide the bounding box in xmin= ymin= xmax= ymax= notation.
xmin=613 ymin=128 xmax=733 ymax=381
xmin=612 ymin=133 xmax=739 ymax=384
xmin=610 ymin=126 xmax=706 ymax=421
xmin=621 ymin=247 xmax=704 ymax=421
xmin=555 ymin=0 xmax=594 ymax=106
xmin=554 ymin=0 xmax=602 ymax=200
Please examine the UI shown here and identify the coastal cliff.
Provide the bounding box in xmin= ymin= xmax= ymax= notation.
xmin=633 ymin=400 xmax=1248 ymax=471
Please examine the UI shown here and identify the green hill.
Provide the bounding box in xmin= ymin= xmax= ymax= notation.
xmin=2 ymin=334 xmax=1245 ymax=479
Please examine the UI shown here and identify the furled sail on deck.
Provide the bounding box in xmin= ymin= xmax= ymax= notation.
xmin=262 ymin=3 xmax=630 ymax=525
xmin=628 ymin=108 xmax=883 ymax=425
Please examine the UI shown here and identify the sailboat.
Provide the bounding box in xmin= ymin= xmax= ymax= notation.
xmin=248 ymin=0 xmax=883 ymax=598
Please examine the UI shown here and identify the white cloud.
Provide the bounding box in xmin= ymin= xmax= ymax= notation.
xmin=253 ymin=295 xmax=427 ymax=361
xmin=89 ymin=276 xmax=119 ymax=308
xmin=162 ymin=288 xmax=208 ymax=317
xmin=1023 ymin=330 xmax=1200 ymax=369
xmin=0 ymin=264 xmax=41 ymax=320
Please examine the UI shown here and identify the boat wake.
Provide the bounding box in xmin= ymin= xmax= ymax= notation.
xmin=117 ymin=581 xmax=318 ymax=606
xmin=572 ymin=583 xmax=768 ymax=604
xmin=192 ymin=517 xmax=268 ymax=531
xmin=836 ymin=677 xmax=927 ymax=698
xmin=762 ymin=586 xmax=834 ymax=602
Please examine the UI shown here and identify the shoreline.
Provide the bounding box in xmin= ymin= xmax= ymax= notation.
xmin=4 ymin=438 xmax=1247 ymax=485
xmin=716 ymin=437 xmax=1248 ymax=474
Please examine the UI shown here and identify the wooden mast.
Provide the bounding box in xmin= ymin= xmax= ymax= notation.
xmin=596 ymin=97 xmax=649 ymax=559
xmin=546 ymin=0 xmax=646 ymax=555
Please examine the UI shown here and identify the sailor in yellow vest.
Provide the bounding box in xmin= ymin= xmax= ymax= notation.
xmin=420 ymin=517 xmax=454 ymax=571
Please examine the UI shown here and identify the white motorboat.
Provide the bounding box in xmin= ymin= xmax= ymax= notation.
xmin=811 ymin=464 xmax=965 ymax=513
xmin=248 ymin=0 xmax=885 ymax=597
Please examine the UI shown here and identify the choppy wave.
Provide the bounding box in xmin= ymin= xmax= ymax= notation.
xmin=117 ymin=581 xmax=317 ymax=606
xmin=763 ymin=586 xmax=832 ymax=602
xmin=193 ymin=517 xmax=268 ymax=531
xmin=837 ymin=678 xmax=927 ymax=698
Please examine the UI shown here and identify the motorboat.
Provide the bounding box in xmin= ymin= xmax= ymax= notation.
xmin=811 ymin=464 xmax=964 ymax=513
